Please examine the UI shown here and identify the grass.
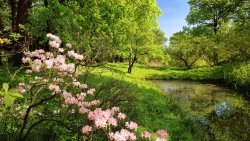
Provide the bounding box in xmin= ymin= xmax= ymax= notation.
xmin=83 ymin=63 xmax=210 ymax=141
xmin=0 ymin=63 xmax=212 ymax=141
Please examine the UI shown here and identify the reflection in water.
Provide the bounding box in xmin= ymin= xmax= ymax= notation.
xmin=152 ymin=80 xmax=250 ymax=141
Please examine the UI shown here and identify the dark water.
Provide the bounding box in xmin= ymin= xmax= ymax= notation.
xmin=152 ymin=80 xmax=250 ymax=141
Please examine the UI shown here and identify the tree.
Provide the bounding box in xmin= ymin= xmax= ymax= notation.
xmin=122 ymin=0 xmax=162 ymax=73
xmin=168 ymin=31 xmax=210 ymax=68
xmin=186 ymin=0 xmax=243 ymax=65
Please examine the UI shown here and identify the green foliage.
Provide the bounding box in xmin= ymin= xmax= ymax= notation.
xmin=169 ymin=0 xmax=249 ymax=66
xmin=168 ymin=31 xmax=212 ymax=68
xmin=27 ymin=0 xmax=166 ymax=72
xmin=0 ymin=38 xmax=11 ymax=44
xmin=186 ymin=0 xmax=242 ymax=30
xmin=224 ymin=61 xmax=250 ymax=87
xmin=0 ymin=83 xmax=23 ymax=107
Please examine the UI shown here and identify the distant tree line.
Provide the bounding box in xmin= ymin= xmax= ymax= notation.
xmin=168 ymin=0 xmax=250 ymax=68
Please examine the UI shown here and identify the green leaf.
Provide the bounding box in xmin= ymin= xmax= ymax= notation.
xmin=3 ymin=83 xmax=9 ymax=93
xmin=3 ymin=94 xmax=15 ymax=107
xmin=8 ymin=91 xmax=24 ymax=98
xmin=0 ymin=91 xmax=4 ymax=97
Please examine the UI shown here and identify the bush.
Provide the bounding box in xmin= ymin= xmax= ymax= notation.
xmin=0 ymin=34 xmax=168 ymax=141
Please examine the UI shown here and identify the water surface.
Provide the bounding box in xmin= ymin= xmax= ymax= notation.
xmin=152 ymin=80 xmax=250 ymax=141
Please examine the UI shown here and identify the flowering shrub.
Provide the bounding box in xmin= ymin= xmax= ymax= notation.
xmin=2 ymin=34 xmax=168 ymax=141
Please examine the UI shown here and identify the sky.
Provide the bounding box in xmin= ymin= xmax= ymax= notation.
xmin=156 ymin=0 xmax=190 ymax=39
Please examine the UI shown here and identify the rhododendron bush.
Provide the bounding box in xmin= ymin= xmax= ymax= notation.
xmin=0 ymin=34 xmax=168 ymax=141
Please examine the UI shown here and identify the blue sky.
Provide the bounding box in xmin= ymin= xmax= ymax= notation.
xmin=156 ymin=0 xmax=189 ymax=39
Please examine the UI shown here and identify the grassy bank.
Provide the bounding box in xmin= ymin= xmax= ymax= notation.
xmin=0 ymin=63 xmax=210 ymax=141
xmin=85 ymin=63 xmax=210 ymax=140
xmin=1 ymin=62 xmax=249 ymax=140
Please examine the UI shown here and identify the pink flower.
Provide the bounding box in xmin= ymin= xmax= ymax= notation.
xmin=155 ymin=138 xmax=166 ymax=141
xmin=46 ymin=33 xmax=61 ymax=45
xmin=108 ymin=117 xmax=118 ymax=126
xmin=117 ymin=113 xmax=126 ymax=120
xmin=62 ymin=90 xmax=81 ymax=105
xmin=90 ymin=100 xmax=99 ymax=105
xmin=22 ymin=57 xmax=30 ymax=63
xmin=67 ymin=50 xmax=84 ymax=60
xmin=87 ymin=88 xmax=95 ymax=95
xmin=79 ymin=107 xmax=89 ymax=114
xmin=49 ymin=41 xmax=60 ymax=48
xmin=18 ymin=88 xmax=26 ymax=94
xmin=73 ymin=81 xmax=81 ymax=87
xmin=111 ymin=107 xmax=120 ymax=113
xmin=33 ymin=59 xmax=42 ymax=65
xmin=31 ymin=65 xmax=41 ymax=72
xmin=58 ymin=48 xmax=64 ymax=53
xmin=44 ymin=59 xmax=54 ymax=68
xmin=79 ymin=84 xmax=88 ymax=89
xmin=25 ymin=69 xmax=32 ymax=74
xmin=125 ymin=122 xmax=138 ymax=131
xmin=141 ymin=131 xmax=151 ymax=139
xmin=18 ymin=83 xmax=25 ymax=87
xmin=66 ymin=43 xmax=72 ymax=48
xmin=109 ymin=129 xmax=136 ymax=141
xmin=82 ymin=125 xmax=92 ymax=134
xmin=48 ymin=84 xmax=61 ymax=94
xmin=45 ymin=52 xmax=54 ymax=58
xmin=88 ymin=108 xmax=114 ymax=128
xmin=157 ymin=129 xmax=168 ymax=139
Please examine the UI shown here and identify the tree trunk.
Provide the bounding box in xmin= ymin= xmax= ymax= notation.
xmin=0 ymin=16 xmax=3 ymax=66
xmin=0 ymin=16 xmax=4 ymax=30
xmin=213 ymin=49 xmax=218 ymax=65
xmin=114 ymin=55 xmax=119 ymax=63
xmin=12 ymin=0 xmax=32 ymax=66
xmin=9 ymin=0 xmax=17 ymax=31
xmin=128 ymin=49 xmax=138 ymax=73
xmin=16 ymin=0 xmax=32 ymax=28
xmin=213 ymin=22 xmax=219 ymax=65
xmin=184 ymin=61 xmax=189 ymax=68
xmin=0 ymin=51 xmax=2 ymax=66
xmin=44 ymin=0 xmax=51 ymax=51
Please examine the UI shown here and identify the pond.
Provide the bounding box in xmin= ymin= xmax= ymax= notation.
xmin=152 ymin=80 xmax=250 ymax=141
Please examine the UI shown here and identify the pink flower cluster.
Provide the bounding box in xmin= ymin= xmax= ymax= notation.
xmin=22 ymin=34 xmax=84 ymax=74
xmin=157 ymin=129 xmax=168 ymax=138
xmin=117 ymin=113 xmax=126 ymax=120
xmin=46 ymin=33 xmax=62 ymax=49
xmin=155 ymin=129 xmax=168 ymax=141
xmin=18 ymin=83 xmax=26 ymax=94
xmin=73 ymin=81 xmax=88 ymax=88
xmin=88 ymin=107 xmax=122 ymax=128
xmin=66 ymin=43 xmax=72 ymax=49
xmin=140 ymin=129 xmax=168 ymax=141
xmin=68 ymin=50 xmax=84 ymax=61
xmin=141 ymin=130 xmax=151 ymax=139
xmin=85 ymin=107 xmax=139 ymax=141
xmin=18 ymin=34 xmax=169 ymax=141
xmin=24 ymin=50 xmax=75 ymax=73
xmin=62 ymin=89 xmax=99 ymax=114
xmin=109 ymin=129 xmax=136 ymax=141
xmin=48 ymin=84 xmax=61 ymax=94
xmin=82 ymin=125 xmax=92 ymax=134
xmin=125 ymin=121 xmax=138 ymax=130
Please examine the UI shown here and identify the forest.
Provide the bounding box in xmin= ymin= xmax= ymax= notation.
xmin=0 ymin=0 xmax=250 ymax=141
